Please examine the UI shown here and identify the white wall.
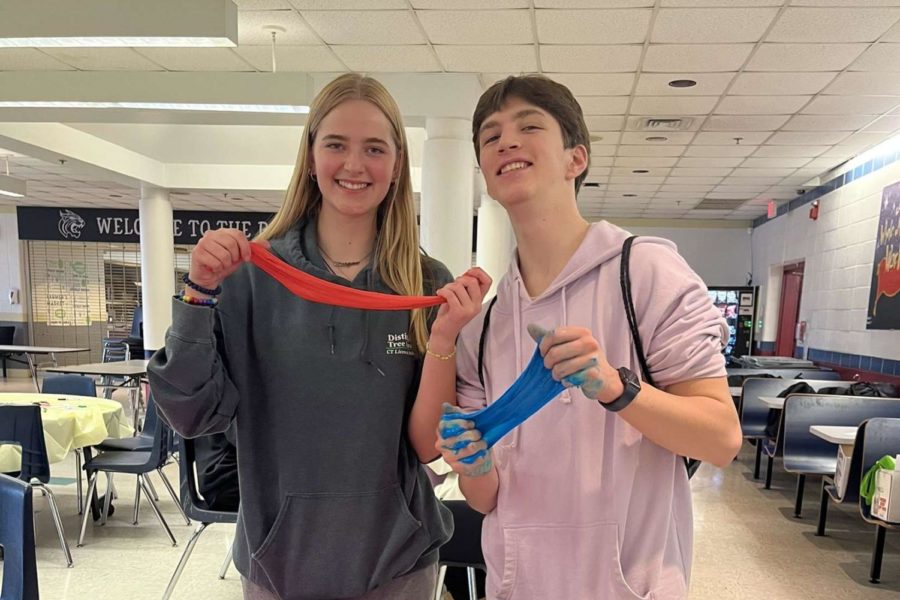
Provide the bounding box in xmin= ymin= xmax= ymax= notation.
xmin=751 ymin=161 xmax=900 ymax=362
xmin=0 ymin=209 xmax=24 ymax=322
xmin=624 ymin=225 xmax=752 ymax=288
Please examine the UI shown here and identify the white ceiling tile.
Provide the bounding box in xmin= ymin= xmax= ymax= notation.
xmin=0 ymin=49 xmax=75 ymax=70
xmin=238 ymin=10 xmax=320 ymax=44
xmin=618 ymin=145 xmax=687 ymax=156
xmin=670 ymin=167 xmax=734 ymax=177
xmin=540 ymin=45 xmax=642 ymax=73
xmin=665 ymin=176 xmax=724 ymax=185
xmin=746 ymin=43 xmax=867 ymax=72
xmin=802 ymin=157 xmax=847 ymax=171
xmin=610 ymin=170 xmax=670 ymax=180
xmin=677 ymin=157 xmax=745 ymax=168
xmin=630 ymin=96 xmax=719 ymax=115
xmin=586 ymin=116 xmax=626 ymax=131
xmin=825 ymin=72 xmax=900 ymax=95
xmin=659 ymin=184 xmax=715 ymax=192
xmin=590 ymin=144 xmax=619 ymax=155
xmin=236 ymin=45 xmax=345 ymax=71
xmin=420 ymin=10 xmax=533 ymax=44
xmin=436 ymin=45 xmax=537 ymax=72
xmin=802 ymin=95 xmax=900 ymax=115
xmin=752 ymin=145 xmax=829 ymax=158
xmin=840 ymin=131 xmax=889 ymax=149
xmin=719 ymin=176 xmax=783 ymax=185
xmin=692 ymin=131 xmax=772 ymax=144
xmin=767 ymin=8 xmax=900 ymax=43
xmin=40 ymin=48 xmax=163 ymax=71
xmin=652 ymin=8 xmax=778 ymax=43
xmin=782 ymin=114 xmax=873 ymax=131
xmin=683 ymin=144 xmax=757 ymax=156
xmin=301 ymin=11 xmax=425 ymax=44
xmin=413 ymin=1 xmax=527 ymax=7
xmin=620 ymin=131 xmax=696 ymax=144
xmin=134 ymin=48 xmax=254 ymax=71
xmin=536 ymin=1 xmax=653 ymax=7
xmin=712 ymin=185 xmax=767 ymax=194
xmin=536 ymin=10 xmax=652 ymax=44
xmin=589 ymin=156 xmax=614 ymax=167
xmin=578 ymin=96 xmax=630 ymax=115
xmin=704 ymin=115 xmax=790 ymax=131
xmin=550 ymin=73 xmax=635 ymax=95
xmin=729 ymin=72 xmax=837 ymax=95
xmin=606 ymin=183 xmax=661 ymax=191
xmin=238 ymin=0 xmax=294 ymax=8
xmin=635 ymin=73 xmax=735 ymax=96
xmin=715 ymin=95 xmax=811 ymax=115
xmin=331 ymin=45 xmax=440 ymax=71
xmin=643 ymin=44 xmax=753 ymax=72
xmin=848 ymin=44 xmax=900 ymax=71
xmin=615 ymin=156 xmax=680 ymax=167
xmin=740 ymin=157 xmax=812 ymax=169
xmin=766 ymin=131 xmax=851 ymax=145
xmin=861 ymin=115 xmax=900 ymax=133
xmin=291 ymin=1 xmax=406 ymax=8
xmin=661 ymin=1 xmax=783 ymax=5
xmin=884 ymin=20 xmax=900 ymax=42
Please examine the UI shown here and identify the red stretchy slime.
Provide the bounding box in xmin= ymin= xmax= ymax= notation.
xmin=249 ymin=243 xmax=446 ymax=311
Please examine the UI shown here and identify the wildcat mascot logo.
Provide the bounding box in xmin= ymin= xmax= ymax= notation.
xmin=58 ymin=209 xmax=86 ymax=239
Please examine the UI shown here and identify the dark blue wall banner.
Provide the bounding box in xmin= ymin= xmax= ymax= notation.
xmin=867 ymin=182 xmax=900 ymax=330
xmin=16 ymin=207 xmax=275 ymax=244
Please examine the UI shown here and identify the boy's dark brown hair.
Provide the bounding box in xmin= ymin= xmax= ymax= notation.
xmin=472 ymin=75 xmax=591 ymax=193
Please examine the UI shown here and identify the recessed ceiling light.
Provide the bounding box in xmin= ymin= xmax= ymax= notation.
xmin=668 ymin=79 xmax=697 ymax=88
xmin=108 ymin=194 xmax=122 ymax=198
xmin=645 ymin=136 xmax=668 ymax=142
xmin=589 ymin=134 xmax=604 ymax=142
xmin=583 ymin=182 xmax=601 ymax=188
xmin=632 ymin=169 xmax=650 ymax=174
xmin=623 ymin=193 xmax=638 ymax=197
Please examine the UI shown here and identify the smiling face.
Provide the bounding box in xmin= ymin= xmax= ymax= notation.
xmin=476 ymin=96 xmax=587 ymax=210
xmin=311 ymin=98 xmax=400 ymax=221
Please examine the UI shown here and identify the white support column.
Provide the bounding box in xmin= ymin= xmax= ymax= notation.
xmin=476 ymin=193 xmax=515 ymax=299
xmin=420 ymin=117 xmax=474 ymax=276
xmin=139 ymin=184 xmax=175 ymax=355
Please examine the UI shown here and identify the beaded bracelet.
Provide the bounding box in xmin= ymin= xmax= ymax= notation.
xmin=176 ymin=293 xmax=219 ymax=307
xmin=425 ymin=344 xmax=456 ymax=361
xmin=182 ymin=272 xmax=222 ymax=296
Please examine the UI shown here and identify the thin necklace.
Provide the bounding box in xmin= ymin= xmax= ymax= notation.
xmin=320 ymin=247 xmax=372 ymax=268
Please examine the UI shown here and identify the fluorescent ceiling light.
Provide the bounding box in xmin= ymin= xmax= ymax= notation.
xmin=0 ymin=0 xmax=237 ymax=48
xmin=0 ymin=101 xmax=309 ymax=114
xmin=0 ymin=174 xmax=27 ymax=198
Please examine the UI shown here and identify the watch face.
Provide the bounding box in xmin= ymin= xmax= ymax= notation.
xmin=619 ymin=367 xmax=640 ymax=390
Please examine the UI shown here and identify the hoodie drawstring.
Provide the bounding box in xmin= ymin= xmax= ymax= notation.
xmin=360 ymin=268 xmax=385 ymax=377
xmin=559 ymin=287 xmax=573 ymax=405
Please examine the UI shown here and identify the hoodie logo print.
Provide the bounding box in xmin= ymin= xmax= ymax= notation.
xmin=386 ymin=332 xmax=414 ymax=356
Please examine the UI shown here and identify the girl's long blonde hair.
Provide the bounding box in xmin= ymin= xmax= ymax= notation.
xmin=257 ymin=73 xmax=430 ymax=354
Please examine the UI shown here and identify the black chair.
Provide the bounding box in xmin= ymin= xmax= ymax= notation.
xmin=0 ymin=325 xmax=15 ymax=379
xmin=435 ymin=500 xmax=486 ymax=600
xmin=0 ymin=405 xmax=73 ymax=567
xmin=77 ymin=401 xmax=190 ymax=548
xmin=41 ymin=374 xmax=98 ymax=515
xmin=856 ymin=418 xmax=900 ymax=584
xmin=0 ymin=472 xmax=40 ymax=600
xmin=162 ymin=435 xmax=238 ymax=600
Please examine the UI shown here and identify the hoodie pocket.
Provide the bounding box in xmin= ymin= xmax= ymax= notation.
xmin=495 ymin=522 xmax=653 ymax=600
xmin=250 ymin=485 xmax=428 ymax=600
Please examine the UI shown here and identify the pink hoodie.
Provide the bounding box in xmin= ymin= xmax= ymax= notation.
xmin=455 ymin=221 xmax=728 ymax=600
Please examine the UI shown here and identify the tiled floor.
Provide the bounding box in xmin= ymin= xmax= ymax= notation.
xmin=1 ymin=375 xmax=897 ymax=599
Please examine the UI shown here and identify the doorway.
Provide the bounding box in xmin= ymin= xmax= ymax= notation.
xmin=775 ymin=262 xmax=805 ymax=358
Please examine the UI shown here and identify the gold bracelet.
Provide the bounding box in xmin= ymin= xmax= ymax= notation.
xmin=426 ymin=344 xmax=456 ymax=361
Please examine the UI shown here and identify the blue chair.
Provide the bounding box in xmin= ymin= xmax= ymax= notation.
xmin=434 ymin=500 xmax=486 ymax=600
xmin=0 ymin=473 xmax=39 ymax=600
xmin=162 ymin=435 xmax=238 ymax=600
xmin=741 ymin=378 xmax=851 ymax=480
xmin=76 ymin=401 xmax=190 ymax=547
xmin=856 ymin=418 xmax=900 ymax=584
xmin=0 ymin=405 xmax=73 ymax=567
xmin=41 ymin=374 xmax=98 ymax=516
xmin=776 ymin=395 xmax=900 ymax=519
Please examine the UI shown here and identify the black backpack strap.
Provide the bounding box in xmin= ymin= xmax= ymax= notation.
xmin=620 ymin=236 xmax=699 ymax=478
xmin=477 ymin=296 xmax=499 ymax=389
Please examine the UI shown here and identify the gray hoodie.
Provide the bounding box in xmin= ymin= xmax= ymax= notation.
xmin=148 ymin=218 xmax=454 ymax=600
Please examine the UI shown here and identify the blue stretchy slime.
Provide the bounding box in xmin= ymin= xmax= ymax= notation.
xmin=442 ymin=345 xmax=566 ymax=464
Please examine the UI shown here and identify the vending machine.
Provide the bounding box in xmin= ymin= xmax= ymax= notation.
xmin=706 ymin=286 xmax=757 ymax=359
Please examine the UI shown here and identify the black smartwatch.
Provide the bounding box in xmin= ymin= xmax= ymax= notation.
xmin=600 ymin=367 xmax=641 ymax=412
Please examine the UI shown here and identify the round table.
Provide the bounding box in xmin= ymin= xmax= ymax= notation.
xmin=0 ymin=393 xmax=133 ymax=472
